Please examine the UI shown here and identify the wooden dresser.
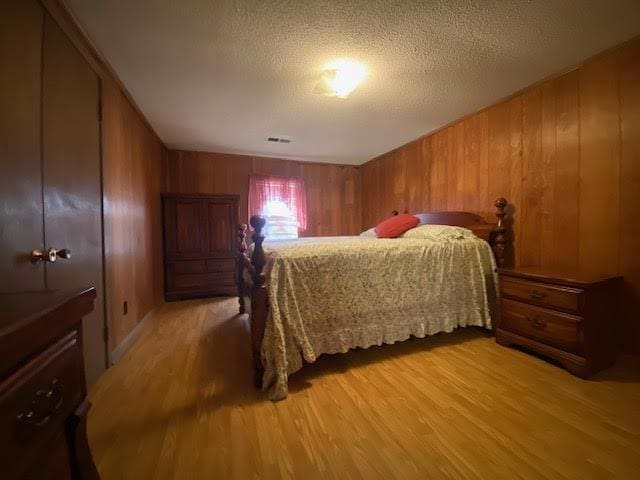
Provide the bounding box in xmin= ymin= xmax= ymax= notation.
xmin=0 ymin=288 xmax=99 ymax=480
xmin=162 ymin=193 xmax=239 ymax=301
xmin=496 ymin=268 xmax=621 ymax=377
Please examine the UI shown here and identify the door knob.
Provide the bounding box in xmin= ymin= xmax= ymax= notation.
xmin=55 ymin=248 xmax=71 ymax=259
xmin=30 ymin=248 xmax=72 ymax=263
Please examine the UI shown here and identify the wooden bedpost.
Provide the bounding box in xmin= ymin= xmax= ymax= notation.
xmin=249 ymin=215 xmax=268 ymax=388
xmin=236 ymin=224 xmax=248 ymax=314
xmin=492 ymin=198 xmax=508 ymax=268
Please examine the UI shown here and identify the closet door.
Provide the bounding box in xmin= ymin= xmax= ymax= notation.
xmin=0 ymin=0 xmax=45 ymax=291
xmin=42 ymin=15 xmax=106 ymax=386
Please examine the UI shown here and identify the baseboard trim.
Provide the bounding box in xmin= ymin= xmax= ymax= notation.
xmin=109 ymin=307 xmax=158 ymax=365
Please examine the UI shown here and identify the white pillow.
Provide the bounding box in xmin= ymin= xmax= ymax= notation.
xmin=399 ymin=224 xmax=474 ymax=240
xmin=359 ymin=227 xmax=377 ymax=238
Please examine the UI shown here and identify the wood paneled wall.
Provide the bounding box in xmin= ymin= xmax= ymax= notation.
xmin=165 ymin=150 xmax=361 ymax=236
xmin=102 ymin=79 xmax=165 ymax=351
xmin=361 ymin=37 xmax=640 ymax=351
xmin=43 ymin=0 xmax=166 ymax=353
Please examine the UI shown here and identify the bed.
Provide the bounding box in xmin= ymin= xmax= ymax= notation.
xmin=236 ymin=198 xmax=509 ymax=400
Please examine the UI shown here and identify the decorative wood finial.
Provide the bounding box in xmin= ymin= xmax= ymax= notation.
xmin=249 ymin=215 xmax=266 ymax=283
xmin=238 ymin=224 xmax=247 ymax=253
xmin=495 ymin=197 xmax=507 ymax=227
xmin=236 ymin=224 xmax=248 ymax=314
xmin=492 ymin=198 xmax=508 ymax=268
xmin=250 ymin=215 xmax=266 ymax=233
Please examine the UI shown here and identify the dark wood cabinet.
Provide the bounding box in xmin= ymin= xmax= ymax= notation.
xmin=162 ymin=194 xmax=239 ymax=301
xmin=0 ymin=288 xmax=100 ymax=480
xmin=496 ymin=267 xmax=622 ymax=377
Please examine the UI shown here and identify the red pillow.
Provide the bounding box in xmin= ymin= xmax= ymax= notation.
xmin=375 ymin=213 xmax=419 ymax=238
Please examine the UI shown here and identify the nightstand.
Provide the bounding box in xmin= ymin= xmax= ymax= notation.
xmin=495 ymin=267 xmax=622 ymax=377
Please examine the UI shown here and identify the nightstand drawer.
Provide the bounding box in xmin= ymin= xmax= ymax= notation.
xmin=500 ymin=299 xmax=583 ymax=353
xmin=501 ymin=277 xmax=583 ymax=313
xmin=0 ymin=331 xmax=84 ymax=479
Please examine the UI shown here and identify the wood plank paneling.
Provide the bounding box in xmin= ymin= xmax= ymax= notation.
xmin=164 ymin=151 xmax=361 ymax=236
xmin=462 ymin=115 xmax=480 ymax=212
xmin=578 ymin=55 xmax=620 ymax=275
xmin=520 ymin=87 xmax=544 ymax=268
xmin=540 ymin=80 xmax=557 ymax=269
xmin=508 ymin=97 xmax=524 ymax=267
xmin=617 ymin=41 xmax=640 ymax=351
xmin=449 ymin=123 xmax=465 ymax=211
xmin=419 ymin=137 xmax=432 ymax=213
xmin=360 ymin=36 xmax=640 ymax=351
xmin=102 ymin=78 xmax=165 ymax=350
xmin=486 ymin=103 xmax=512 ymax=217
xmin=477 ymin=111 xmax=490 ymax=218
xmin=553 ymin=71 xmax=580 ymax=271
xmin=429 ymin=130 xmax=448 ymax=213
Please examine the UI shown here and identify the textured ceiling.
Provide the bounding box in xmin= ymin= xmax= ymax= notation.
xmin=66 ymin=0 xmax=640 ymax=165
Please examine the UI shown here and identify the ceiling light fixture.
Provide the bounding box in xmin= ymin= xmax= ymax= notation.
xmin=315 ymin=59 xmax=367 ymax=99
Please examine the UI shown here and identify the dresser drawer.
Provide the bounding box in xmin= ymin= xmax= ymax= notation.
xmin=501 ymin=277 xmax=583 ymax=313
xmin=169 ymin=258 xmax=235 ymax=275
xmin=205 ymin=258 xmax=235 ymax=272
xmin=0 ymin=331 xmax=84 ymax=478
xmin=500 ymin=299 xmax=584 ymax=354
xmin=171 ymin=272 xmax=236 ymax=290
xmin=170 ymin=260 xmax=207 ymax=274
xmin=21 ymin=431 xmax=73 ymax=480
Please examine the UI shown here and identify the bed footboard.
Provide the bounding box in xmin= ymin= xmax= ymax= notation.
xmin=236 ymin=216 xmax=269 ymax=388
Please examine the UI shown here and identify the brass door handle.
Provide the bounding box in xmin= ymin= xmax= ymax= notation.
xmin=30 ymin=248 xmax=72 ymax=263
xmin=54 ymin=248 xmax=71 ymax=259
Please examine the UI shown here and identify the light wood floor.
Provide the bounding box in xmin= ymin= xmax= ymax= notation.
xmin=88 ymin=298 xmax=640 ymax=479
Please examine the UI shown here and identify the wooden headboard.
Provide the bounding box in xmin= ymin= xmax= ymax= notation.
xmin=395 ymin=198 xmax=509 ymax=266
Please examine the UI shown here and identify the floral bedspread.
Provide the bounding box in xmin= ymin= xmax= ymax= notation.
xmin=257 ymin=231 xmax=498 ymax=400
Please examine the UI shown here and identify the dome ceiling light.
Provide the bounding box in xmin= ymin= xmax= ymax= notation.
xmin=314 ymin=59 xmax=368 ymax=99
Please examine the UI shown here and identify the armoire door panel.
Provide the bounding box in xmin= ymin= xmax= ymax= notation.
xmin=42 ymin=14 xmax=105 ymax=386
xmin=208 ymin=203 xmax=234 ymax=254
xmin=175 ymin=201 xmax=208 ymax=254
xmin=0 ymin=0 xmax=45 ymax=292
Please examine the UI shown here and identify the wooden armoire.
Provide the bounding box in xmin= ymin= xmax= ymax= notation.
xmin=162 ymin=194 xmax=239 ymax=301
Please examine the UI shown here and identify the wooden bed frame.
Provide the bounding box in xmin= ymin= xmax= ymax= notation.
xmin=236 ymin=198 xmax=509 ymax=387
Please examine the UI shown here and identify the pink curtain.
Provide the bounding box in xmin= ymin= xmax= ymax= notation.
xmin=248 ymin=175 xmax=307 ymax=231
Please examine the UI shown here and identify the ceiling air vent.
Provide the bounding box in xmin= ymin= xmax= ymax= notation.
xmin=265 ymin=135 xmax=292 ymax=144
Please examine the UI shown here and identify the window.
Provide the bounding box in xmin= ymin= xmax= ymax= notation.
xmin=248 ymin=175 xmax=307 ymax=240
xmin=262 ymin=200 xmax=298 ymax=240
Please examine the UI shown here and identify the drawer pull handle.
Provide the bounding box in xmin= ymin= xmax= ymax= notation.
xmin=529 ymin=289 xmax=546 ymax=300
xmin=527 ymin=316 xmax=547 ymax=330
xmin=16 ymin=379 xmax=64 ymax=430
